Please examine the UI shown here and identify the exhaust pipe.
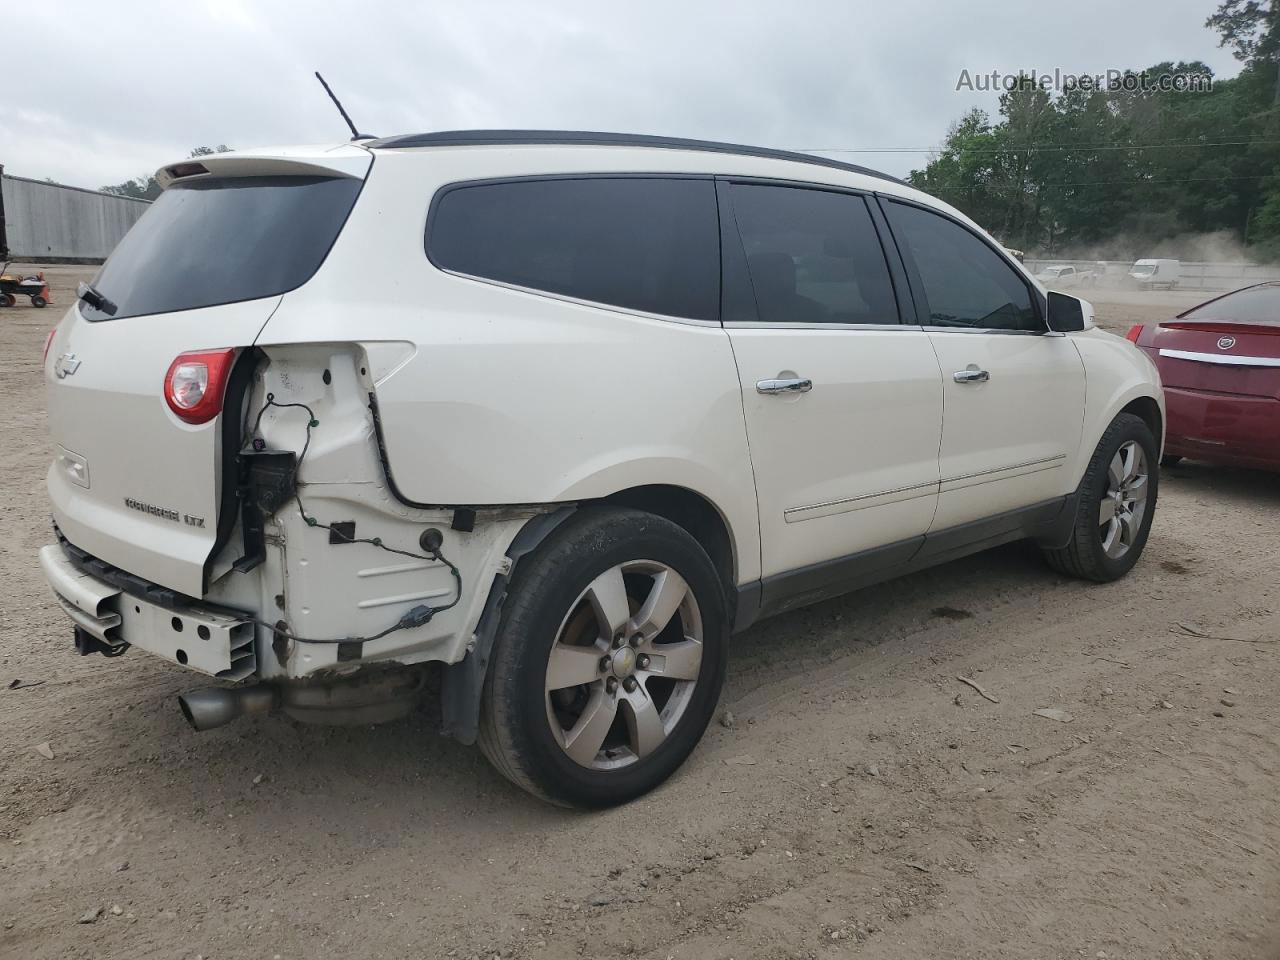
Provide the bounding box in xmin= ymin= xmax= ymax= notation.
xmin=178 ymin=685 xmax=278 ymax=732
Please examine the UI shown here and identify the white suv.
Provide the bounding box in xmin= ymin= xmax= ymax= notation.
xmin=40 ymin=132 xmax=1163 ymax=807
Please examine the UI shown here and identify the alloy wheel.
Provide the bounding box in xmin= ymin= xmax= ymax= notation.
xmin=1099 ymin=439 xmax=1149 ymax=559
xmin=544 ymin=560 xmax=703 ymax=770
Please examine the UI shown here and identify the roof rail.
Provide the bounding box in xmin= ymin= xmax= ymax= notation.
xmin=367 ymin=130 xmax=904 ymax=185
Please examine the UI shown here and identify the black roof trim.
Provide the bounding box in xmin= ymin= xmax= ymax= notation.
xmin=367 ymin=130 xmax=904 ymax=186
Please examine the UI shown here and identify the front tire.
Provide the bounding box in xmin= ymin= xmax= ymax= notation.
xmin=1042 ymin=412 xmax=1158 ymax=582
xmin=478 ymin=507 xmax=728 ymax=808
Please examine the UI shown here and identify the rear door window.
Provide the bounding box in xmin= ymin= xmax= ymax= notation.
xmin=81 ymin=176 xmax=363 ymax=322
xmin=885 ymin=200 xmax=1040 ymax=332
xmin=725 ymin=183 xmax=899 ymax=325
xmin=427 ymin=177 xmax=720 ymax=322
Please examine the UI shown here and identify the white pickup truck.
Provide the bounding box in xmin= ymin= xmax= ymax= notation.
xmin=1035 ymin=264 xmax=1098 ymax=289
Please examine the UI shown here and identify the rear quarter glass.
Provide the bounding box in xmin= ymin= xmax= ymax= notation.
xmin=426 ymin=177 xmax=720 ymax=323
xmin=80 ymin=175 xmax=363 ymax=322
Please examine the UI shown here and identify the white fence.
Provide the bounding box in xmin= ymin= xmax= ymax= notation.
xmin=1 ymin=172 xmax=149 ymax=262
xmin=1025 ymin=258 xmax=1280 ymax=293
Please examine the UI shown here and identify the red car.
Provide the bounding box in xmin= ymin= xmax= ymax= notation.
xmin=1128 ymin=281 xmax=1280 ymax=471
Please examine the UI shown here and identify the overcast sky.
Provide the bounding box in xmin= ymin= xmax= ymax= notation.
xmin=3 ymin=0 xmax=1241 ymax=190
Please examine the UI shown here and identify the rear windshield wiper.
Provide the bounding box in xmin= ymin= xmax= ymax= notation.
xmin=77 ymin=282 xmax=117 ymax=316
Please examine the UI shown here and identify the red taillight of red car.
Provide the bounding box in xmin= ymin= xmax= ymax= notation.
xmin=1125 ymin=324 xmax=1144 ymax=344
xmin=164 ymin=348 xmax=236 ymax=424
xmin=42 ymin=329 xmax=56 ymax=363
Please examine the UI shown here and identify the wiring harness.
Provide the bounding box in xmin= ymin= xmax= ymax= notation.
xmin=244 ymin=394 xmax=463 ymax=645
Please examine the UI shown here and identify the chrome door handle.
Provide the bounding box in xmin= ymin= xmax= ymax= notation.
xmin=953 ymin=368 xmax=990 ymax=384
xmin=756 ymin=378 xmax=813 ymax=395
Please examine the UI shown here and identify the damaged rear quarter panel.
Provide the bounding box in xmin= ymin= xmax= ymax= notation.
xmin=211 ymin=341 xmax=544 ymax=680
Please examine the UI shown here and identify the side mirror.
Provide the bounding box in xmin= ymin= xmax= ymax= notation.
xmin=1047 ymin=291 xmax=1087 ymax=333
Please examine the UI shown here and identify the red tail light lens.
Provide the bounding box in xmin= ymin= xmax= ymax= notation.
xmin=42 ymin=329 xmax=56 ymax=363
xmin=1124 ymin=324 xmax=1144 ymax=344
xmin=164 ymin=349 xmax=235 ymax=424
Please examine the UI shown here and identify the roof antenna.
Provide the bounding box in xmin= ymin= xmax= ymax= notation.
xmin=315 ymin=71 xmax=373 ymax=140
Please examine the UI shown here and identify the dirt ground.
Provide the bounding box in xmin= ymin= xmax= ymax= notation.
xmin=2 ymin=268 xmax=1279 ymax=960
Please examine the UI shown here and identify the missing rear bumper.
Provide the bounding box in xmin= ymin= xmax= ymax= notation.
xmin=41 ymin=543 xmax=257 ymax=680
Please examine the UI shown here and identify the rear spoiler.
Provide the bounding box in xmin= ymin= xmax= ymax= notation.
xmin=155 ymin=144 xmax=372 ymax=190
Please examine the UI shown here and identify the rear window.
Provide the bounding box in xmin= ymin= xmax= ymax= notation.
xmin=427 ymin=177 xmax=720 ymax=322
xmin=1180 ymin=284 xmax=1280 ymax=325
xmin=81 ymin=175 xmax=362 ymax=321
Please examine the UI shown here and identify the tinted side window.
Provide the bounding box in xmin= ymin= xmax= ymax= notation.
xmin=727 ymin=183 xmax=898 ymax=324
xmin=886 ymin=201 xmax=1039 ymax=332
xmin=428 ymin=178 xmax=719 ymax=322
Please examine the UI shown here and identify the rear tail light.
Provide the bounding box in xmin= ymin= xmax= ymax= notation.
xmin=164 ymin=349 xmax=236 ymax=424
xmin=165 ymin=162 xmax=210 ymax=180
xmin=1124 ymin=324 xmax=1144 ymax=344
xmin=42 ymin=330 xmax=56 ymax=363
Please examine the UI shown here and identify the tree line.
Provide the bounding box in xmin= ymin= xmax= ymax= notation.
xmin=908 ymin=1 xmax=1280 ymax=260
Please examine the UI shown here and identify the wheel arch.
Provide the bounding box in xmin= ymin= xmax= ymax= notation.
xmin=1072 ymin=383 xmax=1165 ymax=493
xmin=598 ymin=484 xmax=738 ymax=602
xmin=440 ymin=484 xmax=746 ymax=746
xmin=1119 ymin=395 xmax=1164 ymax=454
xmin=1070 ymin=334 xmax=1166 ymax=485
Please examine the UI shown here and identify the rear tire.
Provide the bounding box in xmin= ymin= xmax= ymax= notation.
xmin=0 ymin=294 xmax=15 ymax=308
xmin=478 ymin=507 xmax=728 ymax=808
xmin=1042 ymin=412 xmax=1158 ymax=582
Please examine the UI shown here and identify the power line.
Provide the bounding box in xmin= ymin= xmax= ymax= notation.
xmin=792 ymin=139 xmax=1280 ymax=154
xmin=926 ymin=174 xmax=1271 ymax=187
xmin=793 ymin=134 xmax=1280 ymax=151
xmin=1052 ymin=174 xmax=1272 ymax=186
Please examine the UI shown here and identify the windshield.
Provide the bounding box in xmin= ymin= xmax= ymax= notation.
xmin=1131 ymin=263 xmax=1156 ymax=275
xmin=1179 ymin=284 xmax=1280 ymax=325
xmin=80 ymin=175 xmax=362 ymax=321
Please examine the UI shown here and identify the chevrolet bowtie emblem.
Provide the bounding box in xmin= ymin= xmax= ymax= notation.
xmin=54 ymin=353 xmax=81 ymax=379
